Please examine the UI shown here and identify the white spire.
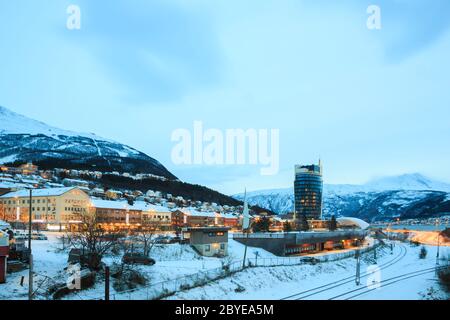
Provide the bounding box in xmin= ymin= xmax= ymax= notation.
xmin=242 ymin=188 xmax=251 ymax=230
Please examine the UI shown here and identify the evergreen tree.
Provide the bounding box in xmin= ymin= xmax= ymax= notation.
xmin=297 ymin=215 xmax=309 ymax=231
xmin=329 ymin=215 xmax=337 ymax=231
xmin=252 ymin=216 xmax=271 ymax=232
xmin=283 ymin=221 xmax=292 ymax=232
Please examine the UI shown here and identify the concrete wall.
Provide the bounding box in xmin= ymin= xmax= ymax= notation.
xmin=233 ymin=230 xmax=367 ymax=256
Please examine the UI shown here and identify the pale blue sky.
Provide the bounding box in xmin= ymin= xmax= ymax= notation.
xmin=1 ymin=0 xmax=450 ymax=194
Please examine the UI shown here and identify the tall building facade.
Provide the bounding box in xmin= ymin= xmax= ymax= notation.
xmin=294 ymin=162 xmax=323 ymax=220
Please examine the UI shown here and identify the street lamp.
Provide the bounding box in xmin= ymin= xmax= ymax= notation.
xmin=14 ymin=196 xmax=20 ymax=222
xmin=26 ymin=188 xmax=33 ymax=300
xmin=436 ymin=218 xmax=440 ymax=266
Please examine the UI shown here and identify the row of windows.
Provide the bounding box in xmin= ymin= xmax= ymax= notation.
xmin=2 ymin=206 xmax=55 ymax=212
xmin=204 ymin=243 xmax=226 ymax=252
xmin=1 ymin=198 xmax=52 ymax=205
xmin=65 ymin=207 xmax=86 ymax=212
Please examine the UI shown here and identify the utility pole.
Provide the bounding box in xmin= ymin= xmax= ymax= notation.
xmin=355 ymin=249 xmax=361 ymax=286
xmin=28 ymin=189 xmax=33 ymax=300
xmin=105 ymin=266 xmax=110 ymax=301
xmin=241 ymin=189 xmax=250 ymax=269
xmin=373 ymin=243 xmax=377 ymax=264
xmin=436 ymin=219 xmax=440 ymax=268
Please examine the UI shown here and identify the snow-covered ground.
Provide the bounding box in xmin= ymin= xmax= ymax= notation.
xmin=0 ymin=232 xmax=280 ymax=300
xmin=1 ymin=233 xmax=448 ymax=300
xmin=166 ymin=243 xmax=449 ymax=300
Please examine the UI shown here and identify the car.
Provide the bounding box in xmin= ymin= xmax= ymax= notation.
xmin=31 ymin=233 xmax=48 ymax=240
xmin=154 ymin=235 xmax=172 ymax=244
xmin=122 ymin=253 xmax=156 ymax=265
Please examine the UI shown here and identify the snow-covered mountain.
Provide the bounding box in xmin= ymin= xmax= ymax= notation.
xmin=233 ymin=174 xmax=450 ymax=221
xmin=364 ymin=173 xmax=450 ymax=192
xmin=0 ymin=106 xmax=176 ymax=179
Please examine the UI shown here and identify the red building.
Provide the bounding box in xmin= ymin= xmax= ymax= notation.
xmin=220 ymin=213 xmax=240 ymax=228
xmin=0 ymin=231 xmax=9 ymax=283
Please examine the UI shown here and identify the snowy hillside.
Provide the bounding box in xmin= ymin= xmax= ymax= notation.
xmin=0 ymin=105 xmax=110 ymax=140
xmin=0 ymin=106 xmax=176 ymax=179
xmin=365 ymin=173 xmax=450 ymax=192
xmin=234 ymin=174 xmax=450 ymax=221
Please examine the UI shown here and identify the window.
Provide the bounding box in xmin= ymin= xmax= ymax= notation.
xmin=205 ymin=245 xmax=210 ymax=252
xmin=220 ymin=243 xmax=225 ymax=250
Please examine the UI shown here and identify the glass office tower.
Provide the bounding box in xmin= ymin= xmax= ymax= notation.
xmin=294 ymin=162 xmax=323 ymax=220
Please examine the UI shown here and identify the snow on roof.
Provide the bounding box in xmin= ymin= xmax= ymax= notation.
xmin=181 ymin=208 xmax=218 ymax=218
xmin=221 ymin=213 xmax=238 ymax=219
xmin=336 ymin=217 xmax=370 ymax=230
xmin=91 ymin=199 xmax=130 ymax=210
xmin=133 ymin=201 xmax=171 ymax=213
xmin=0 ymin=187 xmax=79 ymax=198
xmin=0 ymin=182 xmax=31 ymax=189
xmin=91 ymin=199 xmax=171 ymax=213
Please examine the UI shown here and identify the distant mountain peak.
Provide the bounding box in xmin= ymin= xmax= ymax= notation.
xmin=364 ymin=173 xmax=450 ymax=192
xmin=0 ymin=105 xmax=107 ymax=141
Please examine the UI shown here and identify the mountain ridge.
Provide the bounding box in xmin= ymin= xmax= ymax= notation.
xmin=233 ymin=173 xmax=450 ymax=221
xmin=0 ymin=106 xmax=176 ymax=179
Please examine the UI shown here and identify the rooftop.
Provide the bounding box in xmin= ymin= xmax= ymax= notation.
xmin=0 ymin=187 xmax=79 ymax=198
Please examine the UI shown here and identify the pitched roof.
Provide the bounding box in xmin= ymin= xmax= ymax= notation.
xmin=0 ymin=187 xmax=79 ymax=198
xmin=180 ymin=208 xmax=218 ymax=218
xmin=90 ymin=199 xmax=171 ymax=213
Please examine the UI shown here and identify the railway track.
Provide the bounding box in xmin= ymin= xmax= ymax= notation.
xmin=280 ymin=243 xmax=407 ymax=300
xmin=329 ymin=265 xmax=447 ymax=300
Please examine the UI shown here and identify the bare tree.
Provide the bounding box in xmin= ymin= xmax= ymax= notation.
xmin=134 ymin=220 xmax=161 ymax=257
xmin=66 ymin=214 xmax=120 ymax=270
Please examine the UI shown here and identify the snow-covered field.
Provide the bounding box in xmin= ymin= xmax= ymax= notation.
xmin=1 ymin=233 xmax=448 ymax=300
xmin=0 ymin=232 xmax=279 ymax=300
xmin=167 ymin=243 xmax=449 ymax=300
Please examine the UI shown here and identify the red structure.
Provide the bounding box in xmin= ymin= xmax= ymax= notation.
xmin=0 ymin=232 xmax=9 ymax=283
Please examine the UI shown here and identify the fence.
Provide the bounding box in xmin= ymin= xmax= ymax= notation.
xmin=90 ymin=241 xmax=380 ymax=300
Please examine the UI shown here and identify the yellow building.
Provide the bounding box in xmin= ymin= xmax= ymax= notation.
xmin=0 ymin=187 xmax=90 ymax=229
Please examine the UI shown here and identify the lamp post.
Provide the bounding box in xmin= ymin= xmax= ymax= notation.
xmin=27 ymin=188 xmax=33 ymax=300
xmin=15 ymin=196 xmax=20 ymax=222
xmin=436 ymin=218 xmax=440 ymax=266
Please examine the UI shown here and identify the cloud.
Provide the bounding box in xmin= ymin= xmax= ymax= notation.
xmin=69 ymin=0 xmax=223 ymax=103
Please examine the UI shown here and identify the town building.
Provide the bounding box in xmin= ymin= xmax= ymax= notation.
xmin=0 ymin=162 xmax=38 ymax=176
xmin=90 ymin=200 xmax=172 ymax=230
xmin=182 ymin=227 xmax=230 ymax=257
xmin=171 ymin=210 xmax=188 ymax=229
xmin=105 ymin=189 xmax=123 ymax=200
xmin=135 ymin=202 xmax=172 ymax=229
xmin=0 ymin=187 xmax=90 ymax=230
xmin=218 ymin=213 xmax=240 ymax=229
xmin=91 ymin=199 xmax=142 ymax=229
xmin=18 ymin=162 xmax=38 ymax=175
xmin=294 ymin=162 xmax=323 ymax=221
xmin=178 ymin=208 xmax=218 ymax=227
